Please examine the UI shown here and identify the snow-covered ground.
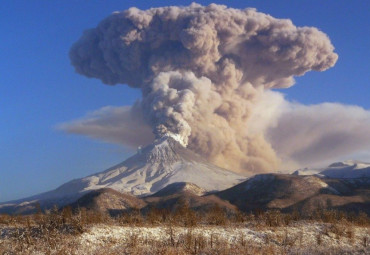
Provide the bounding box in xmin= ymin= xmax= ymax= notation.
xmin=76 ymin=223 xmax=370 ymax=254
xmin=1 ymin=221 xmax=369 ymax=254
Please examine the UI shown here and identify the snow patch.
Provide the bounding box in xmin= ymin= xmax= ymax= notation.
xmin=76 ymin=224 xmax=370 ymax=254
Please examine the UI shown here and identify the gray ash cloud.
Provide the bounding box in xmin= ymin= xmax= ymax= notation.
xmin=69 ymin=3 xmax=337 ymax=174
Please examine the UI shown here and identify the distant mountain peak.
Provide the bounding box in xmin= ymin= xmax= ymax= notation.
xmin=293 ymin=159 xmax=370 ymax=179
xmin=329 ymin=160 xmax=370 ymax=168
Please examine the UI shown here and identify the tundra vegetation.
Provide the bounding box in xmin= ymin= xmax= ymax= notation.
xmin=0 ymin=204 xmax=369 ymax=254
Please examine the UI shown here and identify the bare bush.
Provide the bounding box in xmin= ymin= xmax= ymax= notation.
xmin=204 ymin=205 xmax=227 ymax=225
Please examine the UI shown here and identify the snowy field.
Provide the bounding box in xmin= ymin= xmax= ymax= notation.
xmin=0 ymin=215 xmax=370 ymax=255
xmin=2 ymin=222 xmax=367 ymax=254
xmin=77 ymin=223 xmax=369 ymax=254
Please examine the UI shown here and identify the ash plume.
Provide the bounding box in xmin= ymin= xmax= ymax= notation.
xmin=69 ymin=3 xmax=337 ymax=174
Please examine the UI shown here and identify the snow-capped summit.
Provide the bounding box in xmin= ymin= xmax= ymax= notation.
xmin=0 ymin=136 xmax=245 ymax=214
xmin=292 ymin=160 xmax=370 ymax=179
xmin=320 ymin=160 xmax=370 ymax=178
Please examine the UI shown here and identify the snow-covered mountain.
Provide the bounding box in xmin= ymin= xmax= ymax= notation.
xmin=291 ymin=168 xmax=322 ymax=176
xmin=292 ymin=160 xmax=370 ymax=178
xmin=0 ymin=136 xmax=245 ymax=214
xmin=79 ymin=136 xmax=246 ymax=195
xmin=2 ymin=136 xmax=368 ymax=215
xmin=320 ymin=160 xmax=370 ymax=178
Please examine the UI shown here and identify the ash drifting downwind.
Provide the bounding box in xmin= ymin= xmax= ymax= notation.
xmin=66 ymin=3 xmax=339 ymax=174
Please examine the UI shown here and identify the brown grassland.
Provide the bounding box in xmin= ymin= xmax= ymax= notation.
xmin=0 ymin=205 xmax=369 ymax=255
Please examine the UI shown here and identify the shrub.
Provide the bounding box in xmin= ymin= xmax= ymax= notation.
xmin=205 ymin=204 xmax=227 ymax=225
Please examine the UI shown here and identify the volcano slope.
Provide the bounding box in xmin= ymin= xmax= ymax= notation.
xmin=1 ymin=137 xmax=369 ymax=216
xmin=0 ymin=136 xmax=245 ymax=214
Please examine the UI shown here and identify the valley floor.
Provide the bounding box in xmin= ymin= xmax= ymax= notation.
xmin=1 ymin=222 xmax=369 ymax=254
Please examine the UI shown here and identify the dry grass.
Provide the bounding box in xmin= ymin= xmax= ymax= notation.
xmin=0 ymin=206 xmax=369 ymax=254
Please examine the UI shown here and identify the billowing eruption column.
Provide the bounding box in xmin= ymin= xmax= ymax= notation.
xmin=70 ymin=3 xmax=337 ymax=174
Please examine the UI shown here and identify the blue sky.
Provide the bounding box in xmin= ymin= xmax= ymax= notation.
xmin=1 ymin=0 xmax=369 ymax=202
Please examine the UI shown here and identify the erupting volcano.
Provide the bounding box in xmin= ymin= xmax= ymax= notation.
xmin=1 ymin=3 xmax=351 ymax=215
xmin=0 ymin=136 xmax=245 ymax=214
